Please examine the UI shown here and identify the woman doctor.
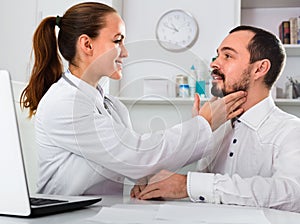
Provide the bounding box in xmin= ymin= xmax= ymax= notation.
xmin=21 ymin=2 xmax=246 ymax=196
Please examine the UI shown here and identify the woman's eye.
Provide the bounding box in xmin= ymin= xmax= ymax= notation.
xmin=113 ymin=39 xmax=122 ymax=44
xmin=113 ymin=35 xmax=125 ymax=45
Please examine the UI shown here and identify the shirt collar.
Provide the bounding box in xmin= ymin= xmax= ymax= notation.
xmin=237 ymin=95 xmax=276 ymax=130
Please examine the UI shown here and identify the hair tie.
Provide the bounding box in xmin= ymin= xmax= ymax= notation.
xmin=56 ymin=15 xmax=61 ymax=28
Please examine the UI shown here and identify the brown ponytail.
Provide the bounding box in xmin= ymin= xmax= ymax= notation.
xmin=20 ymin=16 xmax=63 ymax=118
xmin=20 ymin=2 xmax=116 ymax=118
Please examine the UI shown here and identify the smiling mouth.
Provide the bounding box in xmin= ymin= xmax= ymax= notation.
xmin=212 ymin=74 xmax=223 ymax=80
xmin=115 ymin=60 xmax=122 ymax=65
xmin=115 ymin=60 xmax=123 ymax=70
xmin=211 ymin=69 xmax=225 ymax=81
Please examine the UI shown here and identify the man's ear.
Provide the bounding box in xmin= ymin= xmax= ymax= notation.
xmin=253 ymin=59 xmax=270 ymax=81
xmin=78 ymin=34 xmax=93 ymax=55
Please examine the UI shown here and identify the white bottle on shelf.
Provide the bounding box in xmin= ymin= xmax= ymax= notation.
xmin=189 ymin=65 xmax=197 ymax=97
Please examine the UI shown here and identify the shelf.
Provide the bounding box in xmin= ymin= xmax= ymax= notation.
xmin=274 ymin=98 xmax=300 ymax=106
xmin=284 ymin=45 xmax=300 ymax=56
xmin=242 ymin=0 xmax=300 ymax=9
xmin=119 ymin=97 xmax=207 ymax=105
xmin=119 ymin=97 xmax=300 ymax=106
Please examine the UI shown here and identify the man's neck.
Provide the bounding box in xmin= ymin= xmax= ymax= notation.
xmin=241 ymin=87 xmax=270 ymax=112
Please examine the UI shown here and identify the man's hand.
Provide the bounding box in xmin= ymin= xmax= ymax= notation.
xmin=138 ymin=170 xmax=188 ymax=200
xmin=130 ymin=177 xmax=148 ymax=198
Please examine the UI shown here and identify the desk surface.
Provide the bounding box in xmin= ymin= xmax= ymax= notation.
xmin=0 ymin=195 xmax=299 ymax=224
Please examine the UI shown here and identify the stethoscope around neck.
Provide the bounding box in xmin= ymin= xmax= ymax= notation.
xmin=61 ymin=72 xmax=115 ymax=115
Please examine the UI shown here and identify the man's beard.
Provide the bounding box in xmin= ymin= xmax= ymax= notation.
xmin=211 ymin=67 xmax=251 ymax=97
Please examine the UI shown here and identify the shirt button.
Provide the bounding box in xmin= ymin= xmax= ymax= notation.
xmin=199 ymin=196 xmax=205 ymax=201
xmin=237 ymin=120 xmax=241 ymax=123
xmin=233 ymin=139 xmax=237 ymax=144
xmin=229 ymin=152 xmax=234 ymax=157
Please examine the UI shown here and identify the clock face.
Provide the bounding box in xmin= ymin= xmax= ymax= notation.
xmin=156 ymin=9 xmax=199 ymax=52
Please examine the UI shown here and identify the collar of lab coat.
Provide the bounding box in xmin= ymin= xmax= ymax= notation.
xmin=238 ymin=95 xmax=276 ymax=131
xmin=64 ymin=69 xmax=105 ymax=103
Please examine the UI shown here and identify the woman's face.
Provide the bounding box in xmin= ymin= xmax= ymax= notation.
xmin=89 ymin=13 xmax=128 ymax=80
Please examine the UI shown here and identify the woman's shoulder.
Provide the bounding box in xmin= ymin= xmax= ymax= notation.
xmin=36 ymin=79 xmax=77 ymax=116
xmin=42 ymin=79 xmax=75 ymax=103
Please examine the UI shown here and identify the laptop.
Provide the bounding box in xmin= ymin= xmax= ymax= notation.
xmin=0 ymin=70 xmax=101 ymax=217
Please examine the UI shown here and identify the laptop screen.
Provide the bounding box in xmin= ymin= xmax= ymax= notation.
xmin=0 ymin=70 xmax=31 ymax=216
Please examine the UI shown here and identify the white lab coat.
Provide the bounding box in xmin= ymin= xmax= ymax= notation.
xmin=36 ymin=71 xmax=212 ymax=195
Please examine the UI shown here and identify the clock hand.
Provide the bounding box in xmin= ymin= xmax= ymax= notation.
xmin=170 ymin=22 xmax=179 ymax=32
xmin=163 ymin=22 xmax=178 ymax=32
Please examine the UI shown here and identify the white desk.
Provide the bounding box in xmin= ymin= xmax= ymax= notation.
xmin=0 ymin=195 xmax=299 ymax=224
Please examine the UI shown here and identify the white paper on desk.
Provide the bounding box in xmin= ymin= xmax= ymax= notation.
xmin=88 ymin=207 xmax=157 ymax=224
xmin=156 ymin=204 xmax=271 ymax=224
xmin=112 ymin=204 xmax=160 ymax=211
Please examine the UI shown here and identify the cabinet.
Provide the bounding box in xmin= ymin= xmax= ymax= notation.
xmin=241 ymin=0 xmax=300 ymax=95
xmin=241 ymin=0 xmax=300 ymax=56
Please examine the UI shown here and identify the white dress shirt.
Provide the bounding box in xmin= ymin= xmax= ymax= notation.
xmin=36 ymin=70 xmax=212 ymax=196
xmin=187 ymin=96 xmax=300 ymax=212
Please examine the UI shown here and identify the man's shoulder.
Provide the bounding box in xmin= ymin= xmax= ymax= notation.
xmin=273 ymin=106 xmax=300 ymax=123
xmin=261 ymin=106 xmax=300 ymax=134
xmin=255 ymin=107 xmax=300 ymax=147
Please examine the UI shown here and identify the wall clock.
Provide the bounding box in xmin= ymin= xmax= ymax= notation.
xmin=156 ymin=9 xmax=199 ymax=52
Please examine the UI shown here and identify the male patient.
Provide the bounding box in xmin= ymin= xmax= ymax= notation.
xmin=131 ymin=25 xmax=300 ymax=212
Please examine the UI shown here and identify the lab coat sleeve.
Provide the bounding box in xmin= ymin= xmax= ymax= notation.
xmin=41 ymin=91 xmax=213 ymax=180
xmin=187 ymin=126 xmax=300 ymax=212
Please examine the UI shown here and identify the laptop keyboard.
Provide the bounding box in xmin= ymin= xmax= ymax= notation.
xmin=30 ymin=197 xmax=68 ymax=206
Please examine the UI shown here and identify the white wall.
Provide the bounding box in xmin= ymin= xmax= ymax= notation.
xmin=112 ymin=0 xmax=240 ymax=98
xmin=0 ymin=0 xmax=36 ymax=82
xmin=0 ymin=0 xmax=117 ymax=83
xmin=109 ymin=0 xmax=241 ymax=133
xmin=123 ymin=0 xmax=239 ymax=62
xmin=0 ymin=0 xmax=239 ymax=84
